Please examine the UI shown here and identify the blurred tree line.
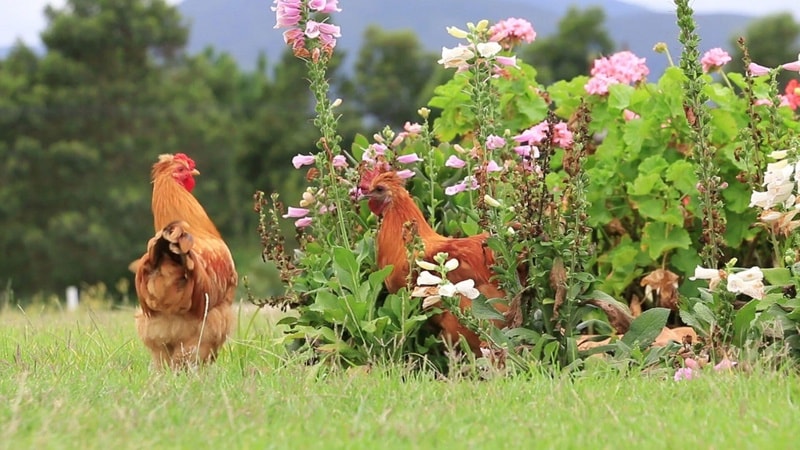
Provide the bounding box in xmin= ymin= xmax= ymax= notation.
xmin=0 ymin=0 xmax=796 ymax=299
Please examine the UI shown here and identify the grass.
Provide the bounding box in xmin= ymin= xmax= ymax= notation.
xmin=1 ymin=307 xmax=798 ymax=450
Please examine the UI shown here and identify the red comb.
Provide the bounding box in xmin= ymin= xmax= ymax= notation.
xmin=358 ymin=162 xmax=390 ymax=190
xmin=174 ymin=153 xmax=196 ymax=169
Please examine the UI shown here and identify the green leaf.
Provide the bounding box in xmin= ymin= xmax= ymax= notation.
xmin=470 ymin=296 xmax=507 ymax=322
xmin=733 ymin=299 xmax=758 ymax=348
xmin=641 ymin=222 xmax=691 ymax=259
xmin=762 ymin=268 xmax=792 ymax=286
xmin=332 ymin=246 xmax=360 ymax=294
xmin=621 ymin=307 xmax=670 ymax=350
xmin=608 ymin=83 xmax=634 ymax=110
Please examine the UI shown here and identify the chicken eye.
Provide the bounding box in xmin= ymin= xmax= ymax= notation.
xmin=374 ymin=185 xmax=385 ymax=193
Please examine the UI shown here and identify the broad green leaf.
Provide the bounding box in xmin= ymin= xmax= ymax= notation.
xmin=733 ymin=299 xmax=758 ymax=348
xmin=608 ymin=83 xmax=634 ymax=110
xmin=621 ymin=307 xmax=670 ymax=349
xmin=470 ymin=296 xmax=507 ymax=322
xmin=641 ymin=221 xmax=691 ymax=259
xmin=332 ymin=246 xmax=360 ymax=294
xmin=762 ymin=268 xmax=792 ymax=286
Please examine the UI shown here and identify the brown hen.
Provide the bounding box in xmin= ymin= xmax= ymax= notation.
xmin=361 ymin=170 xmax=507 ymax=354
xmin=133 ymin=153 xmax=237 ymax=369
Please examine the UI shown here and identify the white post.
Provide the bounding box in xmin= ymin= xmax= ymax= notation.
xmin=66 ymin=286 xmax=79 ymax=312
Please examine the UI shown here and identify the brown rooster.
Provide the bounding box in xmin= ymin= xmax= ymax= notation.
xmin=133 ymin=153 xmax=237 ymax=369
xmin=361 ymin=169 xmax=508 ymax=354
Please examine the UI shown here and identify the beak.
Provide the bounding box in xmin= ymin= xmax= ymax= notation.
xmin=191 ymin=169 xmax=200 ymax=176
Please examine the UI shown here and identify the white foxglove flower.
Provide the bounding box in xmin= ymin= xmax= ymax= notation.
xmin=690 ymin=266 xmax=721 ymax=281
xmin=444 ymin=258 xmax=459 ymax=272
xmin=769 ymin=149 xmax=788 ymax=160
xmin=446 ymin=26 xmax=469 ymax=39
xmin=732 ymin=267 xmax=764 ymax=283
xmin=439 ymin=279 xmax=480 ymax=300
xmin=438 ymin=45 xmax=475 ymax=68
xmin=416 ymin=260 xmax=438 ymax=271
xmin=476 ymin=42 xmax=502 ymax=58
xmin=727 ymin=272 xmax=765 ymax=300
xmin=763 ymin=160 xmax=793 ymax=186
xmin=417 ymin=271 xmax=442 ymax=286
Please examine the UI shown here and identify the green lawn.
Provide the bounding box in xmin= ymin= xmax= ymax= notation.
xmin=1 ymin=307 xmax=797 ymax=449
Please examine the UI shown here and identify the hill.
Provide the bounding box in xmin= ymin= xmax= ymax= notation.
xmin=177 ymin=0 xmax=754 ymax=76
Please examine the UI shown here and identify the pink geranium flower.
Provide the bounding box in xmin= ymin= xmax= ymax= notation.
xmin=489 ymin=17 xmax=536 ymax=49
xmin=585 ymin=51 xmax=649 ymax=95
xmin=701 ymin=48 xmax=731 ymax=73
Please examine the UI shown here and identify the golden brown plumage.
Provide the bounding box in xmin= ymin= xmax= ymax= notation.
xmin=362 ymin=170 xmax=507 ymax=354
xmin=133 ymin=153 xmax=237 ymax=369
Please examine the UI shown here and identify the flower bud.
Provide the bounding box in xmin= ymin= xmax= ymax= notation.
xmin=446 ymin=26 xmax=469 ymax=39
xmin=653 ymin=42 xmax=668 ymax=53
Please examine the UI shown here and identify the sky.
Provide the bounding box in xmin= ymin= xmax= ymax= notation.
xmin=0 ymin=0 xmax=798 ymax=47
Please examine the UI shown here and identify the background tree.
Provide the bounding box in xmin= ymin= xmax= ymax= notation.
xmin=343 ymin=26 xmax=445 ymax=130
xmin=521 ymin=6 xmax=615 ymax=85
xmin=728 ymin=13 xmax=800 ymax=87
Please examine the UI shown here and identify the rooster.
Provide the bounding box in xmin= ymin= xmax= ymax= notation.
xmin=133 ymin=153 xmax=237 ymax=369
xmin=361 ymin=169 xmax=508 ymax=354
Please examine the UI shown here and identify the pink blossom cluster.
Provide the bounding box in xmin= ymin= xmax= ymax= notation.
xmin=700 ymin=47 xmax=731 ymax=73
xmin=585 ymin=51 xmax=650 ymax=95
xmin=512 ymin=120 xmax=573 ymax=158
xmin=272 ymin=0 xmax=342 ymax=56
xmin=489 ymin=17 xmax=536 ymax=49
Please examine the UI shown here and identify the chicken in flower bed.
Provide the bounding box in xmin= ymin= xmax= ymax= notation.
xmin=133 ymin=153 xmax=237 ymax=369
xmin=360 ymin=167 xmax=509 ymax=355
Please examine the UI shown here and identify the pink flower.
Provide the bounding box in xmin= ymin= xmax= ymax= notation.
xmin=782 ymin=79 xmax=800 ymax=110
xmin=623 ymin=109 xmax=640 ymax=121
xmin=514 ymin=145 xmax=538 ymax=158
xmin=332 ymin=155 xmax=347 ymax=168
xmin=283 ymin=28 xmax=305 ymax=46
xmin=362 ymin=143 xmax=387 ymax=162
xmin=445 ymin=155 xmax=467 ymax=169
xmin=485 ymin=135 xmax=506 ymax=150
xmin=404 ymin=122 xmax=423 ymax=134
xmin=783 ymin=54 xmax=800 ymax=72
xmin=754 ymin=98 xmax=772 ymax=106
xmin=489 ymin=17 xmax=536 ymax=49
xmin=305 ymin=20 xmax=341 ymax=39
xmin=445 ymin=182 xmax=468 ymax=196
xmin=397 ymin=153 xmax=423 ymax=164
xmin=396 ymin=169 xmax=415 ymax=179
xmin=748 ymin=62 xmax=771 ymax=76
xmin=713 ymin=358 xmax=737 ymax=371
xmin=586 ymin=51 xmax=649 ymax=95
xmin=292 ymin=154 xmax=315 ymax=168
xmin=584 ymin=73 xmax=615 ymax=95
xmin=514 ymin=122 xmax=548 ymax=145
xmin=283 ymin=207 xmax=310 ymax=218
xmin=495 ymin=55 xmax=518 ymax=68
xmin=553 ymin=122 xmax=573 ymax=147
xmin=307 ymin=0 xmax=340 ymax=13
xmin=674 ymin=367 xmax=696 ymax=381
xmin=486 ymin=160 xmax=502 ymax=173
xmin=272 ymin=0 xmax=302 ymax=29
xmin=701 ymin=47 xmax=731 ymax=73
xmin=294 ymin=217 xmax=313 ymax=228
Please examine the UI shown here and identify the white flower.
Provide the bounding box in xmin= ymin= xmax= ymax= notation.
xmin=763 ymin=160 xmax=793 ymax=186
xmin=760 ymin=210 xmax=783 ymax=223
xmin=476 ymin=42 xmax=502 ymax=58
xmin=416 ymin=260 xmax=438 ymax=271
xmin=444 ymin=258 xmax=459 ymax=272
xmin=417 ymin=271 xmax=443 ymax=286
xmin=446 ymin=26 xmax=468 ymax=39
xmin=439 ymin=279 xmax=480 ymax=300
xmin=732 ymin=266 xmax=764 ymax=283
xmin=690 ymin=266 xmax=722 ymax=281
xmin=484 ymin=194 xmax=502 ymax=208
xmin=727 ymin=268 xmax=765 ymax=300
xmin=438 ymin=45 xmax=475 ymax=68
xmin=769 ymin=150 xmax=788 ymax=160
xmin=750 ymin=183 xmax=795 ymax=209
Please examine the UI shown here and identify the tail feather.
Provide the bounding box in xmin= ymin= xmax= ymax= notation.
xmin=136 ymin=221 xmax=199 ymax=314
